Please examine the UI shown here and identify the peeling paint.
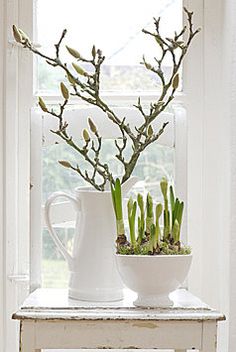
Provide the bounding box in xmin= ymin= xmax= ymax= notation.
xmin=19 ymin=321 xmax=22 ymax=352
xmin=12 ymin=314 xmax=226 ymax=322
xmin=96 ymin=346 xmax=139 ymax=349
xmin=132 ymin=321 xmax=158 ymax=329
xmin=96 ymin=346 xmax=122 ymax=349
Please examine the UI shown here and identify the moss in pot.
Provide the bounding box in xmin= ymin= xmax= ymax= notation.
xmin=111 ymin=178 xmax=192 ymax=307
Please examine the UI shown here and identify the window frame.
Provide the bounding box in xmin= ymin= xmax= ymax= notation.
xmin=5 ymin=0 xmax=236 ymax=349
xmin=1 ymin=0 xmax=34 ymax=351
xmin=29 ymin=1 xmax=197 ymax=291
xmin=1 ymin=0 xmax=204 ymax=351
xmin=31 ymin=0 xmax=204 ymax=294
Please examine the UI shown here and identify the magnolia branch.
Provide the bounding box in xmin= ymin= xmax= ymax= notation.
xmin=12 ymin=8 xmax=200 ymax=190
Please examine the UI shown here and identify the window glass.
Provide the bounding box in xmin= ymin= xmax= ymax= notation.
xmin=42 ymin=141 xmax=175 ymax=287
xmin=35 ymin=0 xmax=182 ymax=287
xmin=36 ymin=0 xmax=182 ymax=94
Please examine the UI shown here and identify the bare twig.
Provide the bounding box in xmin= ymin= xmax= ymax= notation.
xmin=13 ymin=8 xmax=200 ymax=190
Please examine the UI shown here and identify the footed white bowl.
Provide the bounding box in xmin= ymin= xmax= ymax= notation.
xmin=116 ymin=254 xmax=192 ymax=308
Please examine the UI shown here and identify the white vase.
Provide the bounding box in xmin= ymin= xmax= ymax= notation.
xmin=116 ymin=254 xmax=192 ymax=307
xmin=44 ymin=178 xmax=137 ymax=302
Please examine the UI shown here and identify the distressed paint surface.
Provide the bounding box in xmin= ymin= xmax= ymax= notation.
xmin=12 ymin=309 xmax=225 ymax=321
xmin=13 ymin=289 xmax=225 ymax=351
xmin=19 ymin=288 xmax=209 ymax=309
xmin=21 ymin=320 xmax=204 ymax=350
xmin=132 ymin=322 xmax=159 ymax=329
xmin=12 ymin=288 xmax=225 ymax=322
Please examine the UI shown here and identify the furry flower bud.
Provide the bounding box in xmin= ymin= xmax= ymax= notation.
xmin=58 ymin=160 xmax=72 ymax=168
xmin=88 ymin=117 xmax=97 ymax=134
xmin=172 ymin=73 xmax=179 ymax=89
xmin=12 ymin=25 xmax=22 ymax=43
xmin=38 ymin=97 xmax=48 ymax=112
xmin=92 ymin=45 xmax=96 ymax=59
xmin=147 ymin=125 xmax=154 ymax=137
xmin=72 ymin=63 xmax=86 ymax=76
xmin=66 ymin=46 xmax=81 ymax=59
xmin=82 ymin=129 xmax=90 ymax=142
xmin=60 ymin=82 xmax=69 ymax=100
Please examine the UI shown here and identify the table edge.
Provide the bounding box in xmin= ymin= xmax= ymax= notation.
xmin=12 ymin=312 xmax=226 ymax=322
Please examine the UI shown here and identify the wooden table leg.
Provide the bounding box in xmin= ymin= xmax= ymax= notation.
xmin=201 ymin=321 xmax=217 ymax=352
xmin=20 ymin=321 xmax=37 ymax=352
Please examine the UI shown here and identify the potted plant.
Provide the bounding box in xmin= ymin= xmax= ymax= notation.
xmin=111 ymin=177 xmax=192 ymax=307
xmin=13 ymin=8 xmax=199 ymax=302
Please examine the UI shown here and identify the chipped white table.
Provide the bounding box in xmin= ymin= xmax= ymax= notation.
xmin=12 ymin=288 xmax=225 ymax=352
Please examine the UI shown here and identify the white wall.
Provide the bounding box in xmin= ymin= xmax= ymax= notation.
xmin=224 ymin=0 xmax=236 ymax=349
xmin=202 ymin=1 xmax=230 ymax=350
xmin=0 ymin=0 xmax=4 ymax=349
xmin=185 ymin=0 xmax=204 ymax=299
xmin=187 ymin=0 xmax=236 ymax=350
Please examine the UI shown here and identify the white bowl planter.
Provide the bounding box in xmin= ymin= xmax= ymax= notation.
xmin=116 ymin=254 xmax=192 ymax=307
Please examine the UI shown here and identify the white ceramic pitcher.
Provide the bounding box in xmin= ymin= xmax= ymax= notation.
xmin=44 ymin=177 xmax=137 ymax=302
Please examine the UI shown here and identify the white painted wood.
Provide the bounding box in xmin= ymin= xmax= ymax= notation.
xmin=40 ymin=91 xmax=186 ymax=107
xmin=30 ymin=109 xmax=43 ymax=292
xmin=182 ymin=5 xmax=231 ymax=351
xmin=13 ymin=288 xmax=224 ymax=320
xmin=174 ymin=104 xmax=187 ymax=244
xmin=24 ymin=320 xmax=203 ymax=350
xmin=0 ymin=1 xmax=33 ymax=351
xmin=18 ymin=0 xmax=34 ymax=301
xmin=184 ymin=0 xmax=204 ymax=300
xmin=187 ymin=0 xmax=233 ymax=351
xmin=223 ymin=0 xmax=236 ymax=351
xmin=14 ymin=308 xmax=224 ymax=322
xmin=4 ymin=1 xmax=21 ymax=349
xmin=20 ymin=321 xmax=35 ymax=352
xmin=201 ymin=0 xmax=227 ymax=311
xmin=201 ymin=321 xmax=217 ymax=352
xmin=16 ymin=288 xmax=211 ymax=310
xmin=40 ymin=107 xmax=174 ymax=147
xmin=0 ymin=0 xmax=4 ymax=349
xmin=13 ymin=289 xmax=224 ymax=351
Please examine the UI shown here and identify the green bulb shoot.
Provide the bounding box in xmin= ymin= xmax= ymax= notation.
xmin=146 ymin=193 xmax=154 ymax=235
xmin=127 ymin=196 xmax=137 ymax=247
xmin=110 ymin=178 xmax=125 ymax=237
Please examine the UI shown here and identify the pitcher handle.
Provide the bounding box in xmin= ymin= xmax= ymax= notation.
xmin=44 ymin=191 xmax=80 ymax=270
